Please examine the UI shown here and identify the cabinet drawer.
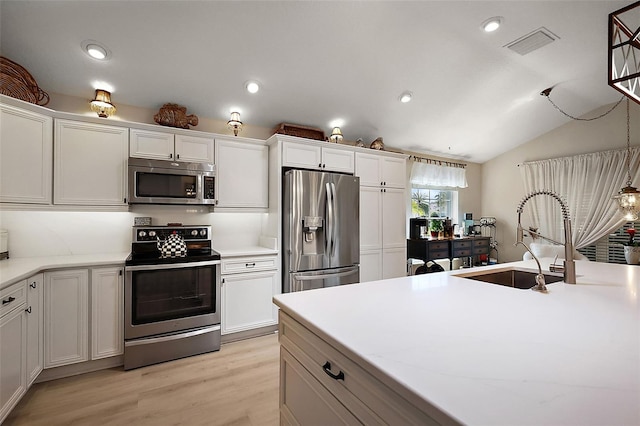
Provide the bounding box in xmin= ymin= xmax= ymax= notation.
xmin=473 ymin=238 xmax=489 ymax=248
xmin=429 ymin=249 xmax=449 ymax=260
xmin=451 ymin=240 xmax=471 ymax=249
xmin=279 ymin=312 xmax=437 ymax=425
xmin=428 ymin=241 xmax=448 ymax=251
xmin=1 ymin=280 xmax=26 ymax=318
xmin=221 ymin=256 xmax=277 ymax=274
xmin=452 ymin=249 xmax=472 ymax=257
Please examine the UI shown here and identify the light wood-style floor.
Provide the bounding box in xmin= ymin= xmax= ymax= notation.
xmin=5 ymin=333 xmax=280 ymax=426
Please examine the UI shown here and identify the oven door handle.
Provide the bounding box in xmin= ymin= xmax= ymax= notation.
xmin=125 ymin=260 xmax=220 ymax=271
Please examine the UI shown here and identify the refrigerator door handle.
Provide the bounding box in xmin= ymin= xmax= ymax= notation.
xmin=325 ymin=182 xmax=334 ymax=257
xmin=330 ymin=182 xmax=338 ymax=258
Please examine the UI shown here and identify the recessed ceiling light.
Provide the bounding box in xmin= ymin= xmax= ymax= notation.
xmin=399 ymin=91 xmax=413 ymax=103
xmin=245 ymin=81 xmax=260 ymax=94
xmin=481 ymin=17 xmax=503 ymax=33
xmin=81 ymin=40 xmax=111 ymax=61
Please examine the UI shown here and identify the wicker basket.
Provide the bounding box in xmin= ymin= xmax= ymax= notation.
xmin=0 ymin=56 xmax=49 ymax=105
xmin=275 ymin=123 xmax=325 ymax=141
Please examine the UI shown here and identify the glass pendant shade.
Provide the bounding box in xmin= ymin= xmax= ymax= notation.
xmin=329 ymin=127 xmax=343 ymax=143
xmin=614 ymin=184 xmax=640 ymax=221
xmin=90 ymin=89 xmax=116 ymax=118
xmin=227 ymin=112 xmax=242 ymax=136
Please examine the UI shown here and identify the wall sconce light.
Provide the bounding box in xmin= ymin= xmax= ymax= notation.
xmin=227 ymin=111 xmax=242 ymax=136
xmin=613 ymin=98 xmax=640 ymax=221
xmin=329 ymin=127 xmax=343 ymax=143
xmin=90 ymin=89 xmax=116 ymax=118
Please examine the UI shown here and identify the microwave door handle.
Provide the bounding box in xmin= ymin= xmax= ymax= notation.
xmin=325 ymin=182 xmax=334 ymax=258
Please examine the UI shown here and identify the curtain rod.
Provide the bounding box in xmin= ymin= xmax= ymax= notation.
xmin=411 ymin=155 xmax=466 ymax=168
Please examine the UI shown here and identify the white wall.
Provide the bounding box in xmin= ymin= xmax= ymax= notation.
xmin=481 ymin=101 xmax=640 ymax=263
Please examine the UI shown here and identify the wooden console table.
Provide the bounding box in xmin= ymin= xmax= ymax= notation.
xmin=407 ymin=236 xmax=491 ymax=270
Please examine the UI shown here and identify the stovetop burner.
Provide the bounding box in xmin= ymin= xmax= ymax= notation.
xmin=125 ymin=225 xmax=220 ymax=266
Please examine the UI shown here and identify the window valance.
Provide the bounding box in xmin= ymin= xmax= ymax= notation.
xmin=410 ymin=158 xmax=467 ymax=188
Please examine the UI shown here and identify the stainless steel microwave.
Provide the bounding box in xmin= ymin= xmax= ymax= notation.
xmin=128 ymin=157 xmax=216 ymax=205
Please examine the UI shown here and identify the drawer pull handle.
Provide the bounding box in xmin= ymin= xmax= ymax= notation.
xmin=246 ymin=263 xmax=256 ymax=268
xmin=25 ymin=306 xmax=32 ymax=314
xmin=2 ymin=296 xmax=16 ymax=305
xmin=322 ymin=361 xmax=345 ymax=381
xmin=30 ymin=282 xmax=37 ymax=289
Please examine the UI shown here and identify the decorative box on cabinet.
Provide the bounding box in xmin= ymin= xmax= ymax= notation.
xmin=0 ymin=103 xmax=53 ymax=204
xmin=0 ymin=280 xmax=27 ymax=423
xmin=215 ymin=138 xmax=268 ymax=209
xmin=54 ymin=119 xmax=128 ymax=205
xmin=220 ymin=255 xmax=278 ymax=335
xmin=129 ymin=128 xmax=214 ymax=163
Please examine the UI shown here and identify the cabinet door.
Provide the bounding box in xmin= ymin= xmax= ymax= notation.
xmin=175 ymin=134 xmax=214 ymax=163
xmin=129 ymin=128 xmax=174 ymax=160
xmin=322 ymin=147 xmax=354 ymax=173
xmin=382 ymin=247 xmax=408 ymax=279
xmin=355 ymin=152 xmax=382 ymax=187
xmin=359 ymin=249 xmax=382 ymax=283
xmin=360 ymin=186 xmax=383 ymax=251
xmin=382 ymin=157 xmax=407 ymax=189
xmin=215 ymin=139 xmax=268 ymax=208
xmin=44 ymin=269 xmax=89 ymax=368
xmin=221 ymin=270 xmax=278 ymax=335
xmin=280 ymin=347 xmax=360 ymax=426
xmin=91 ymin=267 xmax=123 ymax=360
xmin=54 ymin=120 xmax=128 ymax=205
xmin=282 ymin=142 xmax=322 ymax=169
xmin=382 ymin=188 xmax=407 ymax=248
xmin=25 ymin=273 xmax=43 ymax=386
xmin=0 ymin=104 xmax=53 ymax=204
xmin=0 ymin=305 xmax=27 ymax=424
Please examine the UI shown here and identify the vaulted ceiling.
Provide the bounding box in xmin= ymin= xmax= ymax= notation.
xmin=0 ymin=1 xmax=631 ymax=163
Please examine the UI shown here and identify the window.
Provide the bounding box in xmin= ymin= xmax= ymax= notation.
xmin=411 ymin=186 xmax=457 ymax=220
xmin=577 ymin=223 xmax=636 ymax=263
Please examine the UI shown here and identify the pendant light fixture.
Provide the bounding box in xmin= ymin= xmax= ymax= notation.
xmin=90 ymin=89 xmax=116 ymax=118
xmin=227 ymin=111 xmax=242 ymax=136
xmin=613 ymin=98 xmax=639 ymax=221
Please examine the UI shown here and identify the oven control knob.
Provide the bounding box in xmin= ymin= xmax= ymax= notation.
xmin=149 ymin=231 xmax=156 ymax=237
xmin=200 ymin=229 xmax=207 ymax=237
xmin=138 ymin=231 xmax=147 ymax=238
xmin=191 ymin=230 xmax=198 ymax=236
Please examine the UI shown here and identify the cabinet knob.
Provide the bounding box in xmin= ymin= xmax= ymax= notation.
xmin=169 ymin=153 xmax=173 ymax=159
xmin=176 ymin=154 xmax=180 ymax=160
xmin=30 ymin=282 xmax=37 ymax=289
xmin=318 ymin=163 xmax=322 ymax=168
xmin=25 ymin=306 xmax=32 ymax=314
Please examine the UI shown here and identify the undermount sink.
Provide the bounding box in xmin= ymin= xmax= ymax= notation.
xmin=456 ymin=269 xmax=564 ymax=290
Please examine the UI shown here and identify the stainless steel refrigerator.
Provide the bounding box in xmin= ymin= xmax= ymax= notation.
xmin=283 ymin=169 xmax=360 ymax=293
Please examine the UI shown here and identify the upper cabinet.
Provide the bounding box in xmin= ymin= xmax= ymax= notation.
xmin=129 ymin=128 xmax=214 ymax=163
xmin=282 ymin=141 xmax=354 ymax=174
xmin=355 ymin=152 xmax=406 ymax=188
xmin=0 ymin=104 xmax=53 ymax=204
xmin=54 ymin=119 xmax=128 ymax=206
xmin=215 ymin=138 xmax=268 ymax=209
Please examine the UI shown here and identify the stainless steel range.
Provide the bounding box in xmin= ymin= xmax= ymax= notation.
xmin=124 ymin=225 xmax=221 ymax=370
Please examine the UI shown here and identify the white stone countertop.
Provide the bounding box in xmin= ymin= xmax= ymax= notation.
xmin=214 ymin=246 xmax=278 ymax=257
xmin=0 ymin=253 xmax=130 ymax=289
xmin=273 ymin=259 xmax=640 ymax=425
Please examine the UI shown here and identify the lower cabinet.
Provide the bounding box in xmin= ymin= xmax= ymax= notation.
xmin=359 ymin=247 xmax=407 ymax=283
xmin=279 ymin=312 xmax=437 ymax=425
xmin=45 ymin=266 xmax=123 ymax=368
xmin=26 ymin=273 xmax=44 ymax=386
xmin=221 ymin=255 xmax=278 ymax=335
xmin=0 ymin=287 xmax=27 ymax=424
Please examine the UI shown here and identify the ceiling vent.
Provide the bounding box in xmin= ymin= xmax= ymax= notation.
xmin=505 ymin=27 xmax=559 ymax=55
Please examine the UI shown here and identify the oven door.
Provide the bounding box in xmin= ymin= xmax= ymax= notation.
xmin=125 ymin=260 xmax=221 ymax=340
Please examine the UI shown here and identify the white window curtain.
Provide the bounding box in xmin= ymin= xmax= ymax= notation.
xmin=519 ymin=146 xmax=640 ymax=249
xmin=410 ymin=161 xmax=468 ymax=188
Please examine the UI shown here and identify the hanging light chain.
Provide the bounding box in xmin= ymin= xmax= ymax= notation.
xmin=541 ymin=88 xmax=624 ymax=121
xmin=626 ymin=98 xmax=631 ymax=186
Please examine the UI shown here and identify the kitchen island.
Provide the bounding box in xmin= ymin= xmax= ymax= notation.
xmin=273 ymin=260 xmax=639 ymax=425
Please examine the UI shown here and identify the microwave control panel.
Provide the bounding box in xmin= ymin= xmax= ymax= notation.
xmin=204 ymin=176 xmax=215 ymax=200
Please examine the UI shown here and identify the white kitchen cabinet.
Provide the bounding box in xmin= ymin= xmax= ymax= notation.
xmin=355 ymin=152 xmax=406 ymax=188
xmin=0 ymin=103 xmax=53 ymax=204
xmin=0 ymin=294 xmax=27 ymax=424
xmin=25 ymin=273 xmax=44 ymax=386
xmin=220 ymin=255 xmax=278 ymax=335
xmin=282 ymin=141 xmax=354 ymax=173
xmin=129 ymin=128 xmax=214 ymax=163
xmin=279 ymin=312 xmax=434 ymax=425
xmin=91 ymin=267 xmax=123 ymax=360
xmin=359 ymin=186 xmax=407 ymax=282
xmin=54 ymin=119 xmax=128 ymax=205
xmin=215 ymin=138 xmax=268 ymax=209
xmin=44 ymin=269 xmax=89 ymax=368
